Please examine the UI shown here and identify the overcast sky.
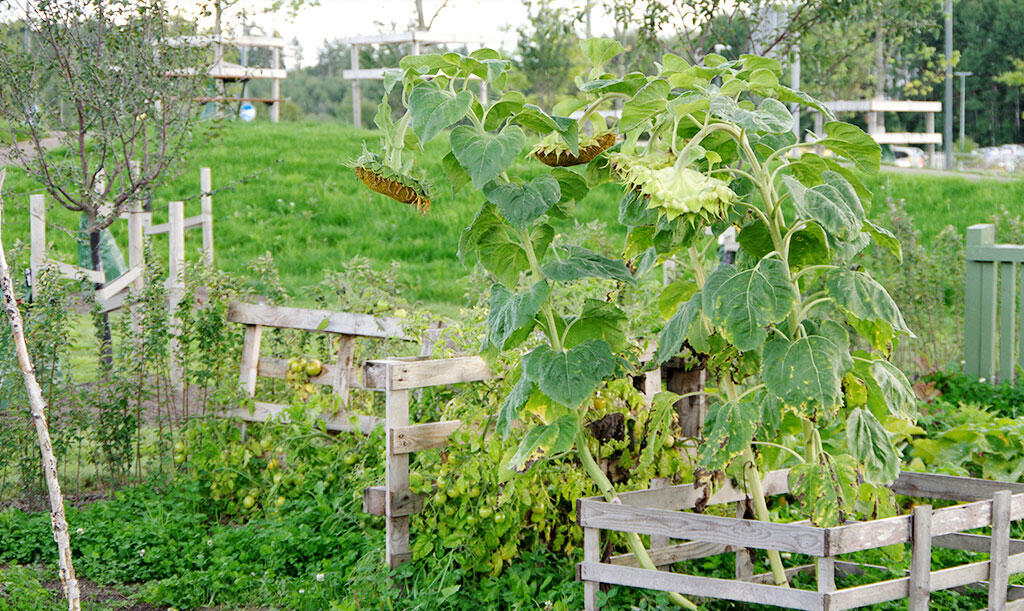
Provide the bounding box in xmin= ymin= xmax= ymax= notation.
xmin=168 ymin=0 xmax=616 ymax=68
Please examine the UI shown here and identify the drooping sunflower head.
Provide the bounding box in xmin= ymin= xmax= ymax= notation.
xmin=349 ymin=150 xmax=432 ymax=214
xmin=530 ymin=131 xmax=617 ymax=167
xmin=607 ymin=152 xmax=735 ymax=224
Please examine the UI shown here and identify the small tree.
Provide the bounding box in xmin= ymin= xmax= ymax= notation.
xmin=0 ymin=0 xmax=207 ymax=358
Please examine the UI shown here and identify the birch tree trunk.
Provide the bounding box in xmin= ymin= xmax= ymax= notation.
xmin=0 ymin=170 xmax=81 ymax=611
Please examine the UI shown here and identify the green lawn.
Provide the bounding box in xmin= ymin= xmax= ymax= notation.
xmin=2 ymin=121 xmax=1020 ymax=313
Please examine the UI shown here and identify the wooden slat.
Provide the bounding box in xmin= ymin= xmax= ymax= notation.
xmin=227 ymin=301 xmax=408 ymax=339
xmin=871 ymin=132 xmax=944 ymax=145
xmin=929 ymin=558 xmax=991 ymax=591
xmin=817 ymin=556 xmax=836 ymax=593
xmin=378 ymin=356 xmax=496 ymax=390
xmin=577 ymin=562 xmax=823 ymax=610
xmin=909 ymin=504 xmax=931 ymax=610
xmin=145 ymin=213 xmax=208 ymax=236
xmin=980 ymin=246 xmax=1000 ymax=381
xmin=578 ymin=499 xmax=826 ymax=556
xmin=390 ymin=420 xmax=462 ymax=454
xmin=239 ymin=325 xmax=263 ymax=396
xmin=200 ymin=166 xmax=214 ymax=263
xmin=965 ymin=225 xmax=995 ymax=378
xmin=584 ymin=469 xmax=791 ymax=511
xmin=362 ymin=485 xmax=424 ymax=517
xmin=95 ymin=266 xmax=142 ymax=301
xmin=1001 ymin=262 xmax=1018 ymax=383
xmin=97 ymin=287 xmax=132 ymax=314
xmin=740 ymin=563 xmax=816 ymax=585
xmin=29 ymin=194 xmax=46 ymax=281
xmin=223 ymin=401 xmax=380 ymax=433
xmin=933 ymin=532 xmax=1024 ymax=555
xmin=610 ymin=541 xmax=732 ymax=567
xmin=827 ymin=577 xmax=909 ymax=609
xmin=990 ymin=490 xmax=1012 ymax=609
xmin=255 ymin=356 xmax=369 ymax=390
xmin=967 ymin=245 xmax=1024 ymax=263
xmin=583 ymin=528 xmax=599 ymax=611
xmin=49 ymin=260 xmax=105 ymax=283
xmin=893 ymin=471 xmax=1024 ymax=502
xmin=825 ymin=100 xmax=942 ymax=113
xmin=333 ymin=335 xmax=356 ymax=403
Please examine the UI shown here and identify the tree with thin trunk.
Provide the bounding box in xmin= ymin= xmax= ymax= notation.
xmin=0 ymin=169 xmax=80 ymax=611
xmin=0 ymin=0 xmax=207 ymax=364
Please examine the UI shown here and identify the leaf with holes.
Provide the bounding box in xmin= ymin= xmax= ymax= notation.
xmin=507 ymin=416 xmax=579 ymax=471
xmin=762 ymin=321 xmax=850 ymax=419
xmin=789 ymin=452 xmax=858 ymax=527
xmin=697 ymin=400 xmax=759 ymax=471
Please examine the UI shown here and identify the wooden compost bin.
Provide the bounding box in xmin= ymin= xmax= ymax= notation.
xmin=577 ymin=470 xmax=1024 ymax=610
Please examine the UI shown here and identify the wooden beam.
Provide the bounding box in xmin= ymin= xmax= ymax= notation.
xmin=610 ymin=541 xmax=732 ymax=567
xmin=579 ymin=469 xmax=790 ymax=511
xmin=145 ymin=214 xmax=206 ymax=236
xmin=577 ymin=499 xmax=827 ymax=556
xmin=255 ymin=355 xmax=369 ymax=389
xmin=908 ymin=504 xmax=932 ymax=610
xmin=825 ymin=100 xmax=942 ymax=113
xmin=389 ymin=420 xmax=462 ymax=454
xmin=49 ymin=260 xmax=104 ymax=284
xmin=362 ymin=485 xmax=425 ymax=517
xmin=226 ymin=302 xmax=408 ymax=339
xmin=223 ymin=401 xmax=381 ymax=433
xmin=96 ymin=266 xmax=142 ymax=302
xmin=364 ymin=356 xmax=495 ymax=391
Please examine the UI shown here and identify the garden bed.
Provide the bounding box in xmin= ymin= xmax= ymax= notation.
xmin=577 ymin=470 xmax=1024 ymax=610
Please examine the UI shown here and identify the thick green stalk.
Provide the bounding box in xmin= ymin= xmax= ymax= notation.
xmin=576 ymin=431 xmax=698 ymax=610
xmin=723 ymin=377 xmax=790 ymax=588
xmin=518 ymin=228 xmax=563 ymax=352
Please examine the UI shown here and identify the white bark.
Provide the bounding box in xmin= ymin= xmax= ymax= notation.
xmin=0 ymin=170 xmax=81 ymax=611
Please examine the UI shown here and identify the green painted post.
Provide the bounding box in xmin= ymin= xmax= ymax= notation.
xmin=964 ymin=224 xmax=995 ymax=379
xmin=999 ymin=262 xmax=1017 ymax=384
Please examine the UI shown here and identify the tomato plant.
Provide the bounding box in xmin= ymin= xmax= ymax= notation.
xmin=356 ymin=38 xmax=916 ymax=600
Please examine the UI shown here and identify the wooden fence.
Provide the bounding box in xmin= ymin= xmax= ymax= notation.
xmin=578 ymin=470 xmax=1024 ymax=610
xmin=965 ymin=223 xmax=1024 ymax=384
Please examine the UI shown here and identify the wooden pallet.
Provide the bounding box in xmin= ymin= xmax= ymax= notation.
xmin=578 ymin=470 xmax=1024 ymax=610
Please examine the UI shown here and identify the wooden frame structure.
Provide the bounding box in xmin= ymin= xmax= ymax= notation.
xmin=812 ymin=100 xmax=943 ymax=166
xmin=223 ymin=302 xmax=435 ymax=434
xmin=28 ymin=167 xmax=214 ymax=315
xmin=964 ymin=223 xmax=1024 ymax=385
xmin=340 ymin=31 xmax=488 ymax=128
xmin=578 ymin=469 xmax=1024 ymax=610
xmin=360 ymin=355 xmax=671 ymax=569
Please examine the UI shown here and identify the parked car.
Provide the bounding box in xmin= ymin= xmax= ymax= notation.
xmin=892 ymin=146 xmax=926 ymax=168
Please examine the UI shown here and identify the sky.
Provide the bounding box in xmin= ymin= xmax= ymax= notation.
xmin=167 ymin=0 xmax=616 ymax=68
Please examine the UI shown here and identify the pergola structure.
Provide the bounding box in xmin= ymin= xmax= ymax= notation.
xmin=340 ymin=30 xmax=488 ymax=128
xmin=812 ymin=100 xmax=943 ymax=166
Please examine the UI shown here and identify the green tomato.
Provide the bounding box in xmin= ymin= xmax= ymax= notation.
xmin=343 ymin=453 xmax=357 ymax=466
xmin=468 ymin=485 xmax=481 ymax=498
xmin=173 ymin=454 xmax=186 ymax=465
xmin=478 ymin=507 xmax=493 ymax=519
xmin=242 ymin=495 xmax=256 ymax=509
xmin=444 ymin=505 xmax=456 ymax=517
xmin=493 ymin=512 xmax=506 ymax=525
xmin=173 ymin=441 xmax=186 ymax=454
xmin=275 ymin=496 xmax=286 ymax=507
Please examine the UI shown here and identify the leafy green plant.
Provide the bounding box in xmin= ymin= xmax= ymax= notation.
xmin=356 ymin=38 xmax=919 ymax=598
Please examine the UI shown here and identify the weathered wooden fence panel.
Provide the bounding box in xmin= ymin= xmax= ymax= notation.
xmin=965 ymin=223 xmax=1024 ymax=384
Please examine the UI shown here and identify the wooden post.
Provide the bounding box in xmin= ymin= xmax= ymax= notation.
xmin=989 ymin=490 xmax=1011 ymax=609
xmin=168 ymin=201 xmax=185 ymax=399
xmin=127 ymin=162 xmax=145 ymax=293
xmin=351 ymin=43 xmax=361 ymax=128
xmin=29 ymin=194 xmax=45 ymax=285
xmin=332 ymin=335 xmax=355 ymax=405
xmin=583 ymin=526 xmax=600 ymax=611
xmin=999 ymin=262 xmax=1017 ymax=384
xmin=908 ymin=504 xmax=932 ymax=611
xmin=964 ymin=224 xmax=996 ymax=379
xmin=925 ymin=112 xmax=936 ymax=167
xmin=0 ymin=171 xmax=82 ymax=611
xmin=734 ymin=501 xmax=754 ymax=579
xmin=816 ymin=556 xmax=836 ymax=593
xmin=270 ymin=48 xmax=281 ymax=124
xmin=238 ymin=324 xmax=263 ymax=397
xmin=385 ymin=364 xmax=411 ymax=568
xmin=666 ymin=362 xmax=706 ymax=438
xmin=200 ymin=166 xmax=214 ymax=264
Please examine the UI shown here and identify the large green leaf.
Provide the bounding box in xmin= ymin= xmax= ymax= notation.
xmin=826 ymin=270 xmax=913 ymax=337
xmin=788 ymin=452 xmax=858 ymax=527
xmin=483 ymin=176 xmax=560 ymax=231
xmin=542 ymin=246 xmax=634 ymax=284
xmin=441 ymin=151 xmax=470 ymax=196
xmin=450 ymin=125 xmax=525 ymax=189
xmin=523 ymin=340 xmax=616 ymax=408
xmin=619 ymin=190 xmax=658 ymax=227
xmin=408 ymin=84 xmax=473 ymax=144
xmin=854 ymin=357 xmax=917 ymax=420
xmin=497 ymin=372 xmax=534 ymax=436
xmin=507 ymin=416 xmax=579 ymax=471
xmin=697 ymin=400 xmax=759 ymax=470
xmin=818 ymin=122 xmax=881 ymax=175
xmin=551 ymin=168 xmax=589 ymax=205
xmin=847 ymin=407 xmax=900 ymax=484
xmin=709 ymin=96 xmax=793 ymax=133
xmin=459 ymin=204 xmax=553 ymax=286
xmin=655 ymin=293 xmax=701 ymax=364
xmin=782 ymin=173 xmax=864 ymax=242
xmin=564 ymin=300 xmax=628 ymax=351
xmin=484 ymin=91 xmax=526 ymax=131
xmin=620 ymin=79 xmax=670 ymax=132
xmin=580 ymin=38 xmax=624 ymax=70
xmin=738 ymin=218 xmax=830 ymax=269
xmin=763 ymin=322 xmax=850 ymax=418
xmin=864 ymin=220 xmax=903 ymax=263
xmin=486 ymin=282 xmax=550 ymax=350
xmin=702 ymin=259 xmax=797 ymax=352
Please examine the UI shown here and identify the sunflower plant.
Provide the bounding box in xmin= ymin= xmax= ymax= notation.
xmin=354 ymin=38 xmax=917 ymax=602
